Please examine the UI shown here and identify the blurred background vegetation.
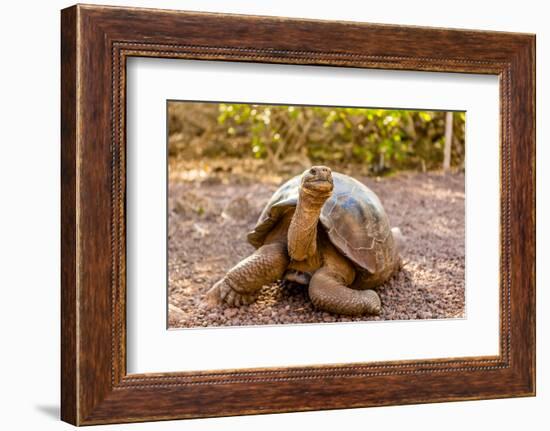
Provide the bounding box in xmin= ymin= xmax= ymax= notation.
xmin=168 ymin=102 xmax=465 ymax=180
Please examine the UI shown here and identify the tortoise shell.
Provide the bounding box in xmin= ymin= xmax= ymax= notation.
xmin=247 ymin=172 xmax=396 ymax=275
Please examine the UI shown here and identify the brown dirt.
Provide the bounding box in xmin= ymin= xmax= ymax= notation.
xmin=168 ymin=171 xmax=465 ymax=328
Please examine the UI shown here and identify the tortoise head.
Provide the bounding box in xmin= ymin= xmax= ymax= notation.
xmin=300 ymin=166 xmax=334 ymax=199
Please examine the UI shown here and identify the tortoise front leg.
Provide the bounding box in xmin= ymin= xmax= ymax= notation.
xmin=309 ymin=268 xmax=382 ymax=316
xmin=206 ymin=241 xmax=289 ymax=306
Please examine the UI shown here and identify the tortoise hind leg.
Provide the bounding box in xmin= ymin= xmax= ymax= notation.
xmin=309 ymin=268 xmax=381 ymax=316
xmin=206 ymin=241 xmax=289 ymax=307
xmin=308 ymin=241 xmax=381 ymax=316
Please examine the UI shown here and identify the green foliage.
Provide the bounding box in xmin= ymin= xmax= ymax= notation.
xmin=168 ymin=102 xmax=465 ymax=175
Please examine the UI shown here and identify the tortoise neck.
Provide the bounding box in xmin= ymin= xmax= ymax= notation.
xmin=287 ymin=190 xmax=329 ymax=262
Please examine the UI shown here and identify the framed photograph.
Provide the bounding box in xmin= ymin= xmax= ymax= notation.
xmin=61 ymin=4 xmax=535 ymax=425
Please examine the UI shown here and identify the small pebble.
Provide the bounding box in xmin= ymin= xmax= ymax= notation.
xmin=223 ymin=308 xmax=239 ymax=318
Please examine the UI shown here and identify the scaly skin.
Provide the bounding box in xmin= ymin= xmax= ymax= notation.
xmin=308 ymin=238 xmax=381 ymax=315
xmin=289 ymin=167 xmax=332 ymax=256
xmin=206 ymin=241 xmax=289 ymax=306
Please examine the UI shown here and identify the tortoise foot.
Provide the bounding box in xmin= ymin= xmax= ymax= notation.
xmin=205 ymin=279 xmax=257 ymax=307
xmin=360 ymin=289 xmax=382 ymax=315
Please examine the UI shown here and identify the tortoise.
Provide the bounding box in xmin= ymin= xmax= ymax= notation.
xmin=206 ymin=166 xmax=402 ymax=316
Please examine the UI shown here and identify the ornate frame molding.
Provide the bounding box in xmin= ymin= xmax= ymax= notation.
xmin=61 ymin=5 xmax=535 ymax=425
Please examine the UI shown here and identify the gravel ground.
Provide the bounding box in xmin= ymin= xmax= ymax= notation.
xmin=167 ymin=171 xmax=465 ymax=328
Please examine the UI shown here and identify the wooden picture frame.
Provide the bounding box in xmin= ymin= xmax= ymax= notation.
xmin=61 ymin=4 xmax=535 ymax=425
